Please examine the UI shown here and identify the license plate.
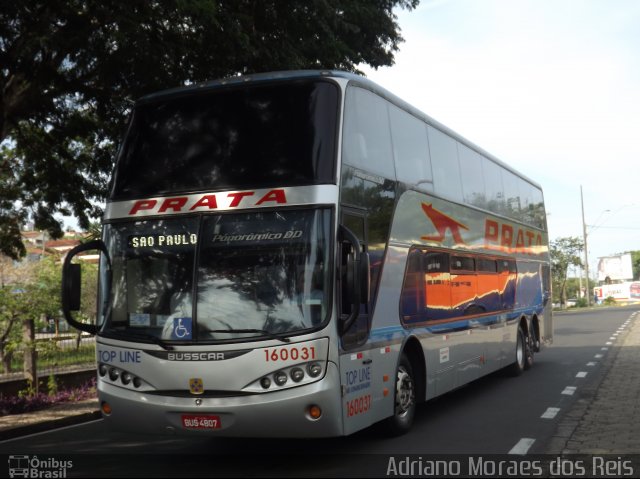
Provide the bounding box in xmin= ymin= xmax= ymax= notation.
xmin=181 ymin=414 xmax=221 ymax=430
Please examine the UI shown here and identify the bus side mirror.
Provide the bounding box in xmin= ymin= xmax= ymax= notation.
xmin=62 ymin=239 xmax=107 ymax=335
xmin=65 ymin=264 xmax=82 ymax=311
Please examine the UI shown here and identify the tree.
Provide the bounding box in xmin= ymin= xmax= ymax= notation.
xmin=629 ymin=251 xmax=640 ymax=280
xmin=550 ymin=237 xmax=584 ymax=308
xmin=0 ymin=256 xmax=61 ymax=374
xmin=0 ymin=0 xmax=419 ymax=259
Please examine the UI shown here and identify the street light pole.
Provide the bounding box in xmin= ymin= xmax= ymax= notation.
xmin=581 ymin=185 xmax=591 ymax=306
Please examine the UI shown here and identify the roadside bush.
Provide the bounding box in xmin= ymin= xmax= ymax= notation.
xmin=0 ymin=377 xmax=96 ymax=416
xmin=603 ymin=296 xmax=617 ymax=306
xmin=574 ymin=298 xmax=588 ymax=308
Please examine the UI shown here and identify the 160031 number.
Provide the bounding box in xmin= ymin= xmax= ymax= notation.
xmin=264 ymin=346 xmax=316 ymax=362
xmin=346 ymin=394 xmax=371 ymax=417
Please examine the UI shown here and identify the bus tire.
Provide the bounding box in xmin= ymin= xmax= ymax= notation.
xmin=384 ymin=353 xmax=416 ymax=436
xmin=508 ymin=326 xmax=527 ymax=376
xmin=524 ymin=329 xmax=534 ymax=370
xmin=531 ymin=321 xmax=541 ymax=353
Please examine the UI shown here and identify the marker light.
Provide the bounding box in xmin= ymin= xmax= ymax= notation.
xmin=101 ymin=402 xmax=112 ymax=415
xmin=133 ymin=377 xmax=142 ymax=388
xmin=98 ymin=364 xmax=108 ymax=377
xmin=308 ymin=405 xmax=322 ymax=420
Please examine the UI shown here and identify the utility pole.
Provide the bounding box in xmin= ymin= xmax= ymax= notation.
xmin=581 ymin=185 xmax=591 ymax=306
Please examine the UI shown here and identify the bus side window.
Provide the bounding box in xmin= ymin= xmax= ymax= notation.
xmin=423 ymin=251 xmax=452 ymax=321
xmin=498 ymin=259 xmax=517 ymax=310
xmin=476 ymin=257 xmax=499 ymax=313
xmin=450 ymin=255 xmax=477 ymax=316
xmin=400 ymin=249 xmax=425 ymax=322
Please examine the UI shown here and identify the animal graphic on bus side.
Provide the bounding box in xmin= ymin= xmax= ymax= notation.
xmin=421 ymin=203 xmax=469 ymax=245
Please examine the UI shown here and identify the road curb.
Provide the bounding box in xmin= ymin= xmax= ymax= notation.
xmin=0 ymin=410 xmax=101 ymax=441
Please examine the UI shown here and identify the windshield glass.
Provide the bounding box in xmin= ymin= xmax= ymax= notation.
xmin=99 ymin=209 xmax=332 ymax=343
xmin=109 ymin=80 xmax=339 ymax=200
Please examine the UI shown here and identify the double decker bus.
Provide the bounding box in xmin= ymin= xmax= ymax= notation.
xmin=62 ymin=70 xmax=552 ymax=437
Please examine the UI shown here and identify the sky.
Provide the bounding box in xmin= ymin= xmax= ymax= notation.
xmin=360 ymin=0 xmax=640 ymax=277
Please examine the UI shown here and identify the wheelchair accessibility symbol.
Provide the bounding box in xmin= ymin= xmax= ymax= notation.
xmin=171 ymin=317 xmax=193 ymax=340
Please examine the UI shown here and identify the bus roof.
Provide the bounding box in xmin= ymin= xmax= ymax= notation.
xmin=136 ymin=70 xmax=543 ymax=192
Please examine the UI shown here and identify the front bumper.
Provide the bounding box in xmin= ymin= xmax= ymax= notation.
xmin=98 ymin=362 xmax=343 ymax=438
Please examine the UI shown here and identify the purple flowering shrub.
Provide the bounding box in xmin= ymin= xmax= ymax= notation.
xmin=0 ymin=377 xmax=97 ymax=416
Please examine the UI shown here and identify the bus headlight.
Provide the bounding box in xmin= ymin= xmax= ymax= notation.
xmin=99 ymin=363 xmax=148 ymax=391
xmin=242 ymin=361 xmax=327 ymax=393
xmin=121 ymin=372 xmax=133 ymax=385
xmin=290 ymin=367 xmax=304 ymax=383
xmin=274 ymin=371 xmax=288 ymax=386
xmin=260 ymin=377 xmax=272 ymax=389
xmin=307 ymin=362 xmax=322 ymax=378
xmin=109 ymin=367 xmax=120 ymax=381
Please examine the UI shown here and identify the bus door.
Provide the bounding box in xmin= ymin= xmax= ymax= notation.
xmin=338 ymin=211 xmax=375 ymax=435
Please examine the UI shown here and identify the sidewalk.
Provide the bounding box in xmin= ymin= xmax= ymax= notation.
xmin=546 ymin=310 xmax=640 ymax=454
xmin=0 ymin=398 xmax=100 ymax=441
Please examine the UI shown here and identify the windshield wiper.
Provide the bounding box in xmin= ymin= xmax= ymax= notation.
xmin=207 ymin=329 xmax=291 ymax=343
xmin=108 ymin=330 xmax=174 ymax=350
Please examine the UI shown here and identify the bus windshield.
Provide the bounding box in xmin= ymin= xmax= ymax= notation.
xmin=109 ymin=80 xmax=339 ymax=200
xmin=99 ymin=209 xmax=332 ymax=343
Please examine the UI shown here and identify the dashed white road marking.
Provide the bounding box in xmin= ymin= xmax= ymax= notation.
xmin=561 ymin=386 xmax=577 ymax=395
xmin=595 ymin=354 xmax=604 ymax=359
xmin=602 ymin=347 xmax=609 ymax=351
xmin=586 ymin=362 xmax=597 ymax=367
xmin=509 ymin=438 xmax=536 ymax=455
xmin=576 ymin=371 xmax=588 ymax=378
xmin=541 ymin=407 xmax=561 ymax=419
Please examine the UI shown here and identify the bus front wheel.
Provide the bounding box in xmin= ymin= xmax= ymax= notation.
xmin=384 ymin=353 xmax=416 ymax=436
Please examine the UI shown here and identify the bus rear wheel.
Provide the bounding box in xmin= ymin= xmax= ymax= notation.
xmin=384 ymin=353 xmax=416 ymax=436
xmin=524 ymin=330 xmax=534 ymax=370
xmin=509 ymin=326 xmax=527 ymax=376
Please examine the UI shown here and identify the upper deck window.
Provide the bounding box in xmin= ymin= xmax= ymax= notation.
xmin=110 ymin=80 xmax=339 ymax=200
xmin=342 ymin=86 xmax=395 ymax=178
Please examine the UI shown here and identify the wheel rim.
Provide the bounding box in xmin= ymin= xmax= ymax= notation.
xmin=395 ymin=366 xmax=415 ymax=417
xmin=516 ymin=332 xmax=524 ymax=366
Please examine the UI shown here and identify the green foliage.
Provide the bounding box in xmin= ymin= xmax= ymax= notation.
xmin=47 ymin=374 xmax=58 ymax=397
xmin=1 ymin=254 xmax=98 ymax=375
xmin=11 ymin=341 xmax=95 ymax=372
xmin=574 ymin=298 xmax=588 ymax=308
xmin=550 ymin=236 xmax=584 ymax=307
xmin=18 ymin=380 xmax=37 ymax=398
xmin=0 ymin=378 xmax=97 ymax=415
xmin=630 ymin=251 xmax=640 ymax=280
xmin=0 ymin=0 xmax=419 ymax=259
xmin=603 ymin=296 xmax=617 ymax=306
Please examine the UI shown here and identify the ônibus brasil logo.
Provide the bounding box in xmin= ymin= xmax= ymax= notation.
xmin=8 ymin=455 xmax=73 ymax=478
